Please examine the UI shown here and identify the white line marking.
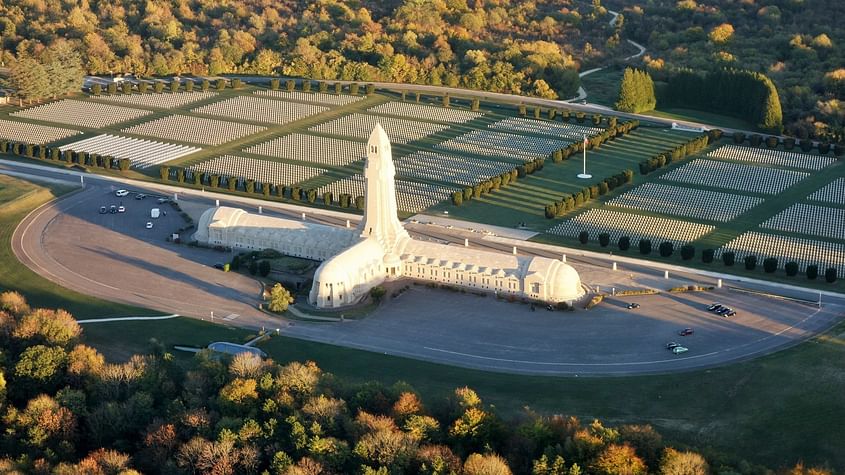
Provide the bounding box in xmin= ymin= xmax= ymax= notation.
xmin=78 ymin=314 xmax=180 ymax=324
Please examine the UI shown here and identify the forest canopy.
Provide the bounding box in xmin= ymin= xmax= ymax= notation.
xmin=0 ymin=0 xmax=627 ymax=100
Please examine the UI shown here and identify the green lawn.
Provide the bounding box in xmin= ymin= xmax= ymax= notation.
xmin=427 ymin=127 xmax=695 ymax=230
xmin=643 ymin=108 xmax=756 ymax=131
xmin=77 ymin=314 xmax=845 ymax=470
xmin=580 ymin=67 xmax=624 ymax=107
xmin=0 ymin=175 xmax=158 ymax=317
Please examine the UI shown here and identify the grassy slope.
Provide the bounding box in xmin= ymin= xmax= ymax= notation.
xmin=0 ymin=175 xmax=158 ymax=317
xmin=76 ymin=314 xmax=845 ymax=470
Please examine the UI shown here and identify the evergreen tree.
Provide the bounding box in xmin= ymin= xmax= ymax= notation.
xmin=615 ymin=68 xmax=655 ymax=113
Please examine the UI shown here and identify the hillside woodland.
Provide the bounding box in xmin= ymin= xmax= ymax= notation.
xmin=617 ymin=0 xmax=845 ymax=139
xmin=0 ymin=0 xmax=631 ymax=100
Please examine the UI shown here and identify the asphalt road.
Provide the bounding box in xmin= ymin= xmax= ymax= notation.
xmin=6 ymin=162 xmax=843 ymax=375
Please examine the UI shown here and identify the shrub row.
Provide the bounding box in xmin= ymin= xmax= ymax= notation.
xmin=577 ymin=232 xmax=839 ymax=283
xmin=0 ymin=140 xmax=128 ymax=170
xmin=638 ymin=133 xmax=710 ymax=175
xmin=269 ymin=79 xmax=376 ymax=96
xmin=544 ymin=170 xmax=634 ymax=219
xmin=732 ymin=132 xmax=845 ymax=157
xmin=451 ymin=158 xmax=545 ymax=206
xmin=160 ymin=166 xmax=367 ymax=210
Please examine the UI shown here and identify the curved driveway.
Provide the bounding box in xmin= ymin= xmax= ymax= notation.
xmin=10 ymin=170 xmax=844 ymax=375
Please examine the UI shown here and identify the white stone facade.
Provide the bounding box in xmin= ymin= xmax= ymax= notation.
xmin=194 ymin=124 xmax=584 ymax=308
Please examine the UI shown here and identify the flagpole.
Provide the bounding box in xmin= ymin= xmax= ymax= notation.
xmin=577 ymin=135 xmax=592 ymax=179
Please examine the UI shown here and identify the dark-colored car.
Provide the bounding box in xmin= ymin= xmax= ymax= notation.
xmin=717 ymin=307 xmax=732 ymax=315
xmin=707 ymin=303 xmax=722 ymax=311
xmin=666 ymin=342 xmax=680 ymax=350
xmin=213 ymin=263 xmax=225 ymax=270
xmin=679 ymin=328 xmax=694 ymax=336
xmin=626 ymin=303 xmax=641 ymax=309
xmin=135 ymin=193 xmax=147 ymax=200
xmin=99 ymin=206 xmax=107 ymax=214
xmin=109 ymin=205 xmax=117 ymax=214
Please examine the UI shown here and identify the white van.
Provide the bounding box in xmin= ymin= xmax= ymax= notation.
xmin=151 ymin=208 xmax=160 ymax=219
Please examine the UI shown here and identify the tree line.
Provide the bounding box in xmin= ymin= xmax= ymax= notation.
xmin=1 ymin=290 xmax=825 ymax=474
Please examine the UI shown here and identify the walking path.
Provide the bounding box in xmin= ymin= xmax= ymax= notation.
xmin=563 ymin=10 xmax=647 ymax=104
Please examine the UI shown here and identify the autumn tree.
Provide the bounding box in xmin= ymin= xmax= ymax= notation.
xmin=268 ymin=283 xmax=295 ymax=312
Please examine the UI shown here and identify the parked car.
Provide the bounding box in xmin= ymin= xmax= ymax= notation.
xmin=707 ymin=303 xmax=722 ymax=311
xmin=135 ymin=193 xmax=147 ymax=200
xmin=99 ymin=206 xmax=107 ymax=214
xmin=115 ymin=189 xmax=129 ymax=197
xmin=157 ymin=197 xmax=169 ymax=204
xmin=724 ymin=310 xmax=737 ymax=317
xmin=109 ymin=205 xmax=117 ymax=214
xmin=678 ymin=328 xmax=694 ymax=336
xmin=666 ymin=342 xmax=681 ymax=350
xmin=145 ymin=222 xmax=153 ymax=229
xmin=213 ymin=263 xmax=225 ymax=270
xmin=626 ymin=303 xmax=640 ymax=309
xmin=717 ymin=307 xmax=732 ymax=315
xmin=117 ymin=206 xmax=126 ymax=213
xmin=672 ymin=346 xmax=689 ymax=354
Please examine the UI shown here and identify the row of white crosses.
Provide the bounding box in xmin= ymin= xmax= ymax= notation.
xmin=394 ymin=150 xmax=515 ymax=187
xmin=12 ymin=99 xmax=152 ymax=128
xmin=254 ymin=90 xmax=366 ymax=106
xmin=660 ymin=159 xmax=809 ymax=195
xmin=490 ymin=117 xmax=603 ymax=141
xmin=808 ymin=178 xmax=845 ymax=205
xmin=435 ymin=129 xmax=572 ymax=162
xmin=367 ymin=102 xmax=483 ymax=124
xmin=547 ymin=208 xmax=715 ymax=248
xmin=310 ymin=113 xmax=450 ymax=144
xmin=244 ymin=133 xmax=367 ymax=167
xmin=96 ymin=91 xmax=218 ymax=109
xmin=122 ymin=115 xmax=266 ymax=146
xmin=188 ymin=155 xmax=327 ymax=186
xmin=607 ymin=182 xmax=764 ymax=222
xmin=760 ymin=203 xmax=845 ymax=240
xmin=707 ymin=144 xmax=835 ymax=171
xmin=717 ymin=231 xmax=845 ymax=273
xmin=0 ymin=119 xmax=80 ymax=145
xmin=60 ymin=134 xmax=201 ymax=169
xmin=317 ymin=174 xmax=457 ymax=213
xmin=192 ymin=96 xmax=328 ymax=125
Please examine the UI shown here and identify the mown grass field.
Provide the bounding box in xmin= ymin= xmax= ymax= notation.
xmin=75 ymin=313 xmax=845 ymax=471
xmin=0 ymin=175 xmax=158 ymax=317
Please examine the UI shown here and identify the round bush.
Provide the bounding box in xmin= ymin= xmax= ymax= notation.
xmin=618 ymin=236 xmax=631 ymax=251
xmin=681 ymin=245 xmax=695 ymax=260
xmin=659 ymin=241 xmax=674 ymax=257
xmin=598 ymin=233 xmax=610 ymax=247
xmin=807 ymin=264 xmax=818 ymax=280
xmin=785 ymin=261 xmax=799 ymax=276
xmin=702 ymin=249 xmax=714 ymax=263
xmin=763 ymin=257 xmax=778 ymax=273
xmin=722 ymin=251 xmax=735 ymax=266
xmin=578 ymin=231 xmax=589 ymax=244
xmin=744 ymin=255 xmax=757 ymax=270
xmin=639 ymin=239 xmax=652 ymax=255
xmin=825 ymin=267 xmax=837 ymax=283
